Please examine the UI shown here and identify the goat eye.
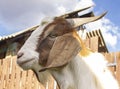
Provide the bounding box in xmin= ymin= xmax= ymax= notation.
xmin=49 ymin=34 xmax=57 ymax=38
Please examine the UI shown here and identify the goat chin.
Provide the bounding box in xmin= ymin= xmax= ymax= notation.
xmin=30 ymin=62 xmax=52 ymax=88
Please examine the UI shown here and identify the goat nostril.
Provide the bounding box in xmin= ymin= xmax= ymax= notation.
xmin=17 ymin=52 xmax=24 ymax=59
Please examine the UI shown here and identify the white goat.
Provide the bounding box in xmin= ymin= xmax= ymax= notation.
xmin=17 ymin=8 xmax=119 ymax=89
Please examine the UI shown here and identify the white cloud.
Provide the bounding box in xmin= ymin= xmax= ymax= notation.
xmin=0 ymin=0 xmax=78 ymax=33
xmin=74 ymin=0 xmax=94 ymax=16
xmin=56 ymin=5 xmax=66 ymax=15
xmin=0 ymin=0 xmax=95 ymax=34
xmin=74 ymin=0 xmax=94 ymax=10
xmin=104 ymin=32 xmax=117 ymax=47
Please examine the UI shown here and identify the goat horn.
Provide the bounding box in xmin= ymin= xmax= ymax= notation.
xmin=67 ymin=12 xmax=107 ymax=28
xmin=60 ymin=5 xmax=94 ymax=18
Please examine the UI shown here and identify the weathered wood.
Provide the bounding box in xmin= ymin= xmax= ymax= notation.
xmin=84 ymin=38 xmax=90 ymax=48
xmin=104 ymin=53 xmax=116 ymax=76
xmin=5 ymin=57 xmax=11 ymax=89
xmin=84 ymin=37 xmax=98 ymax=52
xmin=116 ymin=52 xmax=120 ymax=85
xmin=1 ymin=58 xmax=8 ymax=89
xmin=0 ymin=52 xmax=120 ymax=89
xmin=0 ymin=56 xmax=45 ymax=89
xmin=89 ymin=37 xmax=98 ymax=52
xmin=21 ymin=71 xmax=27 ymax=89
xmin=86 ymin=29 xmax=108 ymax=53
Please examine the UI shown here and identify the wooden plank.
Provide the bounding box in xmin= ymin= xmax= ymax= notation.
xmin=32 ymin=74 xmax=39 ymax=89
xmin=48 ymin=76 xmax=55 ymax=89
xmin=96 ymin=30 xmax=104 ymax=47
xmin=116 ymin=52 xmax=120 ymax=85
xmin=1 ymin=58 xmax=8 ymax=89
xmin=9 ymin=56 xmax=17 ymax=89
xmin=89 ymin=32 xmax=92 ymax=37
xmin=84 ymin=38 xmax=90 ymax=48
xmin=32 ymin=73 xmax=45 ymax=89
xmin=92 ymin=30 xmax=96 ymax=36
xmin=26 ymin=70 xmax=33 ymax=89
xmin=104 ymin=53 xmax=115 ymax=76
xmin=89 ymin=37 xmax=98 ymax=52
xmin=86 ymin=33 xmax=90 ymax=38
xmin=0 ymin=59 xmax=2 ymax=89
xmin=25 ymin=71 xmax=29 ymax=89
xmin=5 ymin=57 xmax=11 ymax=89
xmin=15 ymin=64 xmax=21 ymax=89
xmin=21 ymin=71 xmax=27 ymax=89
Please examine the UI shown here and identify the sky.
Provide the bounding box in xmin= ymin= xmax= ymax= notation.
xmin=0 ymin=0 xmax=120 ymax=52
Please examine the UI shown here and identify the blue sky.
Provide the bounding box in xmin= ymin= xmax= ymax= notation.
xmin=94 ymin=0 xmax=120 ymax=26
xmin=93 ymin=0 xmax=120 ymax=52
xmin=0 ymin=0 xmax=120 ymax=52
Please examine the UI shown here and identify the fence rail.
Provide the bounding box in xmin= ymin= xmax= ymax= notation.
xmin=0 ymin=52 xmax=120 ymax=89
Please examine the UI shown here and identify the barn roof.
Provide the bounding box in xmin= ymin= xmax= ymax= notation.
xmin=0 ymin=25 xmax=39 ymax=42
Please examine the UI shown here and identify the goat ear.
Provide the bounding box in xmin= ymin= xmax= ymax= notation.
xmin=39 ymin=32 xmax=81 ymax=71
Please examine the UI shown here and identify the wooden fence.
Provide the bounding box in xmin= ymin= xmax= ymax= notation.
xmin=0 ymin=36 xmax=120 ymax=89
xmin=84 ymin=36 xmax=120 ymax=85
xmin=103 ymin=52 xmax=120 ymax=85
xmin=0 ymin=56 xmax=55 ymax=89
xmin=0 ymin=52 xmax=120 ymax=89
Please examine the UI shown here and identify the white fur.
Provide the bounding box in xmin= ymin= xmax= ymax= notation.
xmin=49 ymin=53 xmax=119 ymax=89
xmin=17 ymin=26 xmax=42 ymax=69
xmin=17 ymin=18 xmax=54 ymax=69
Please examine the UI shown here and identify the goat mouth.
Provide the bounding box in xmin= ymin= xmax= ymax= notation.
xmin=18 ymin=59 xmax=34 ymax=68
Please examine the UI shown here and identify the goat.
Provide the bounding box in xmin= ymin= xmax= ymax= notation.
xmin=17 ymin=8 xmax=119 ymax=89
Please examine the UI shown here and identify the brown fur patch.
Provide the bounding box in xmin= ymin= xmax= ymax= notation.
xmin=36 ymin=17 xmax=74 ymax=66
xmin=37 ymin=37 xmax=55 ymax=66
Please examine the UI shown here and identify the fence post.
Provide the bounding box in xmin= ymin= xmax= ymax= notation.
xmin=104 ymin=52 xmax=116 ymax=76
xmin=89 ymin=37 xmax=98 ymax=52
xmin=116 ymin=52 xmax=120 ymax=85
xmin=85 ymin=37 xmax=98 ymax=52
